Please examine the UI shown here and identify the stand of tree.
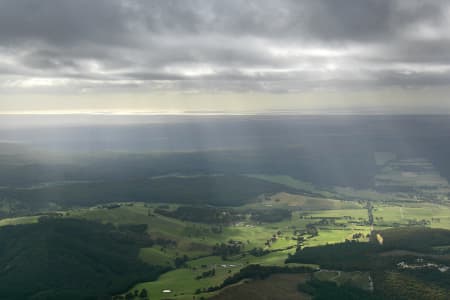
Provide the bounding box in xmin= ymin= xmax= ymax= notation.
xmin=0 ymin=175 xmax=298 ymax=213
xmin=248 ymin=208 xmax=291 ymax=223
xmin=154 ymin=206 xmax=243 ymax=224
xmin=0 ymin=218 xmax=168 ymax=300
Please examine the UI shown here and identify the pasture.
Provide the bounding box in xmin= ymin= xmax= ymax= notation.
xmin=2 ymin=188 xmax=450 ymax=299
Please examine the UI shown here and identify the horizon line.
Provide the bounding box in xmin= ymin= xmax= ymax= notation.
xmin=1 ymin=110 xmax=450 ymax=117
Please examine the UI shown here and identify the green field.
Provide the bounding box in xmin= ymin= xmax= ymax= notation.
xmin=51 ymin=199 xmax=447 ymax=299
xmin=47 ymin=202 xmax=366 ymax=299
xmin=0 ymin=215 xmax=39 ymax=227
xmin=3 ymin=166 xmax=450 ymax=300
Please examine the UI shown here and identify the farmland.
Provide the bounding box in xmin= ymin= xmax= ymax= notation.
xmin=0 ymin=189 xmax=446 ymax=300
xmin=72 ymin=197 xmax=450 ymax=299
xmin=2 ymin=175 xmax=450 ymax=300
xmin=1 ymin=116 xmax=450 ymax=299
xmin=3 ymin=178 xmax=450 ymax=300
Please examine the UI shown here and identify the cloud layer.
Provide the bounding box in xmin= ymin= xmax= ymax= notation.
xmin=1 ymin=0 xmax=450 ymax=94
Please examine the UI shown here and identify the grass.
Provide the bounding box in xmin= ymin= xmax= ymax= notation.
xmin=130 ymin=259 xmax=239 ymax=299
xmin=2 ymin=153 xmax=450 ymax=299
xmin=303 ymin=229 xmax=370 ymax=248
xmin=374 ymin=158 xmax=450 ymax=204
xmin=65 ymin=203 xmax=318 ymax=300
xmin=246 ymin=192 xmax=362 ymax=211
xmin=115 ymin=204 xmax=372 ymax=300
xmin=2 ymin=187 xmax=450 ymax=299
xmin=139 ymin=247 xmax=175 ymax=267
xmin=129 ymin=252 xmax=313 ymax=300
xmin=0 ymin=215 xmax=39 ymax=227
xmin=303 ymin=209 xmax=368 ymax=219
xmin=69 ymin=203 xmax=216 ymax=257
xmin=245 ymin=171 xmax=416 ymax=203
xmin=373 ymin=203 xmax=450 ymax=229
xmin=42 ymin=201 xmax=450 ymax=299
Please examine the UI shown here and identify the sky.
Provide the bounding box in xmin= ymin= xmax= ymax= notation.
xmin=1 ymin=0 xmax=450 ymax=114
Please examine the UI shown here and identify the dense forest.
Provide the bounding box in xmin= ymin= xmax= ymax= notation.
xmin=0 ymin=175 xmax=297 ymax=213
xmin=0 ymin=218 xmax=167 ymax=300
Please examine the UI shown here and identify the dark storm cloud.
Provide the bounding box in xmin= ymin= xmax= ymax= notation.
xmin=0 ymin=0 xmax=130 ymax=45
xmin=0 ymin=0 xmax=450 ymax=92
